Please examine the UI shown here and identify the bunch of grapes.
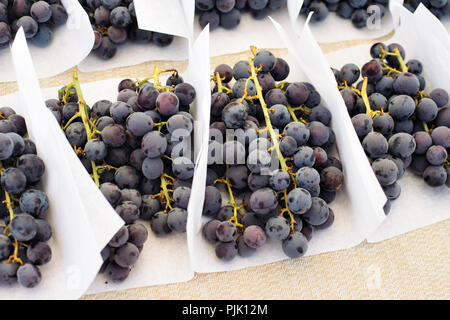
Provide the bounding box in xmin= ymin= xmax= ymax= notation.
xmin=299 ymin=0 xmax=388 ymax=29
xmin=47 ymin=68 xmax=196 ymax=282
xmin=195 ymin=0 xmax=287 ymax=31
xmin=0 ymin=106 xmax=52 ymax=288
xmin=334 ymin=42 xmax=450 ymax=213
xmin=202 ymin=47 xmax=345 ymax=261
xmin=403 ymin=0 xmax=450 ymax=19
xmin=79 ymin=0 xmax=175 ymax=60
xmin=0 ymin=0 xmax=68 ymax=49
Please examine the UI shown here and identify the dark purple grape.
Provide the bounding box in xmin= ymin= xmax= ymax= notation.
xmin=423 ymin=165 xmax=447 ymax=187
xmin=102 ymin=123 xmax=126 ymax=147
xmin=96 ymin=37 xmax=117 ymax=60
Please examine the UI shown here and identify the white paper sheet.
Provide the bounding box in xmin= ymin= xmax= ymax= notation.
xmin=289 ymin=0 xmax=394 ymax=43
xmin=40 ymin=27 xmax=212 ymax=293
xmin=78 ymin=0 xmax=191 ymax=73
xmin=189 ymin=17 xmax=387 ymax=274
xmin=0 ymin=0 xmax=94 ymax=82
xmin=40 ymin=78 xmax=192 ymax=294
xmin=134 ymin=0 xmax=194 ymax=39
xmin=394 ymin=0 xmax=450 ymax=49
xmin=324 ymin=3 xmax=450 ymax=243
xmin=0 ymin=29 xmax=119 ymax=300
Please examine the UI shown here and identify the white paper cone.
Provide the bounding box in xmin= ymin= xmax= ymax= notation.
xmin=188 ymin=17 xmax=387 ymax=274
xmin=0 ymin=28 xmax=118 ymax=300
xmin=0 ymin=0 xmax=94 ymax=82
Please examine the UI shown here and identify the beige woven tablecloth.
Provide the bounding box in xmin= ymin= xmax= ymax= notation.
xmin=1 ymin=32 xmax=449 ymax=300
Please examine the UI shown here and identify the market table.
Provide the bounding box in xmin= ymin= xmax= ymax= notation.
xmin=1 ymin=32 xmax=448 ymax=300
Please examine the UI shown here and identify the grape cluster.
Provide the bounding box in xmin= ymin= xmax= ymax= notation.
xmin=195 ymin=0 xmax=287 ymax=31
xmin=403 ymin=0 xmax=450 ymax=19
xmin=202 ymin=48 xmax=344 ymax=261
xmin=334 ymin=42 xmax=450 ymax=213
xmin=0 ymin=0 xmax=68 ymax=49
xmin=48 ymin=68 xmax=196 ymax=282
xmin=0 ymin=106 xmax=52 ymax=288
xmin=79 ymin=0 xmax=175 ymax=60
xmin=299 ymin=0 xmax=388 ymax=29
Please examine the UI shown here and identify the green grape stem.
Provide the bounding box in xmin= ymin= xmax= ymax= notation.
xmin=214 ymin=166 xmax=244 ymax=229
xmin=246 ymin=56 xmax=289 ymax=175
xmin=214 ymin=72 xmax=232 ymax=94
xmin=248 ymin=46 xmax=299 ymax=231
xmin=136 ymin=66 xmax=178 ymax=91
xmin=70 ymin=70 xmax=101 ymax=186
xmin=361 ymin=77 xmax=380 ymax=119
xmin=393 ymin=48 xmax=409 ymax=73
xmin=160 ymin=174 xmax=175 ymax=213
xmin=279 ymin=189 xmax=297 ymax=233
xmin=0 ymin=164 xmax=24 ymax=265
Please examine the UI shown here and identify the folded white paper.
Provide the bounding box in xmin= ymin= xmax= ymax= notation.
xmin=289 ymin=0 xmax=394 ymax=43
xmin=41 ymin=27 xmax=212 ymax=294
xmin=323 ymin=3 xmax=450 ymax=242
xmin=0 ymin=28 xmax=118 ymax=300
xmin=189 ymin=17 xmax=387 ymax=274
xmin=0 ymin=0 xmax=94 ymax=82
xmin=79 ymin=0 xmax=192 ymax=73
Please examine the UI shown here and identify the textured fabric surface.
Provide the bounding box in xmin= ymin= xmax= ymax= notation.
xmin=1 ymin=31 xmax=448 ymax=300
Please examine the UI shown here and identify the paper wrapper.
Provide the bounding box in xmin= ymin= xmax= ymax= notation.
xmin=284 ymin=0 xmax=394 ymax=44
xmin=40 ymin=27 xmax=212 ymax=294
xmin=133 ymin=0 xmax=293 ymax=58
xmin=322 ymin=2 xmax=450 ymax=242
xmin=0 ymin=29 xmax=121 ymax=300
xmin=78 ymin=0 xmax=192 ymax=73
xmin=0 ymin=0 xmax=94 ymax=82
xmin=394 ymin=0 xmax=450 ymax=45
xmin=188 ymin=17 xmax=387 ymax=274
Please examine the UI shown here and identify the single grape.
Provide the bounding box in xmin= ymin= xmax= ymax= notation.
xmin=423 ymin=165 xmax=447 ymax=187
xmin=116 ymin=201 xmax=139 ymax=224
xmin=222 ymin=166 xmax=245 ymax=189
xmin=286 ymin=188 xmax=312 ymax=214
xmin=17 ymin=263 xmax=41 ymax=288
xmin=282 ymin=232 xmax=308 ymax=258
xmin=26 ymin=242 xmax=52 ymax=266
xmin=150 ymin=212 xmax=172 ymax=236
xmin=167 ymin=207 xmax=188 ymax=232
xmin=105 ymin=262 xmax=130 ymax=282
xmin=269 ymin=169 xmax=290 ymax=191
xmin=362 ymin=131 xmax=388 ymax=159
xmin=102 ymin=124 xmax=126 ymax=147
xmin=320 ymin=166 xmax=344 ymax=192
xmin=215 ymin=241 xmax=238 ymax=261
xmin=19 ymin=189 xmax=49 ymax=218
xmin=426 ymin=145 xmax=447 ymax=166
xmin=202 ymin=219 xmax=221 ymax=242
xmin=295 ymin=167 xmax=320 ymax=191
xmin=388 ymin=132 xmax=416 ymax=158
xmin=114 ymin=165 xmax=140 ymax=189
xmin=265 ymin=216 xmax=290 ymax=241
xmin=249 ymin=187 xmax=278 ymax=215
xmin=236 ymin=236 xmax=256 ymax=257
xmin=382 ymin=182 xmax=401 ymax=200
xmin=302 ymin=197 xmax=329 ymax=226
xmin=339 ymin=63 xmax=360 ymax=85
xmin=431 ymin=126 xmax=450 ymax=148
xmin=371 ymin=158 xmax=399 ymax=186
xmin=202 ymin=186 xmax=222 ymax=217
xmin=416 ymin=98 xmax=438 ymax=122
xmin=243 ymin=225 xmax=267 ymax=248
xmin=141 ymin=131 xmax=167 ymax=158
xmin=156 ymin=92 xmax=179 ymax=117
xmin=1 ymin=167 xmax=27 ymax=194
xmin=352 ymin=114 xmax=373 ymax=138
